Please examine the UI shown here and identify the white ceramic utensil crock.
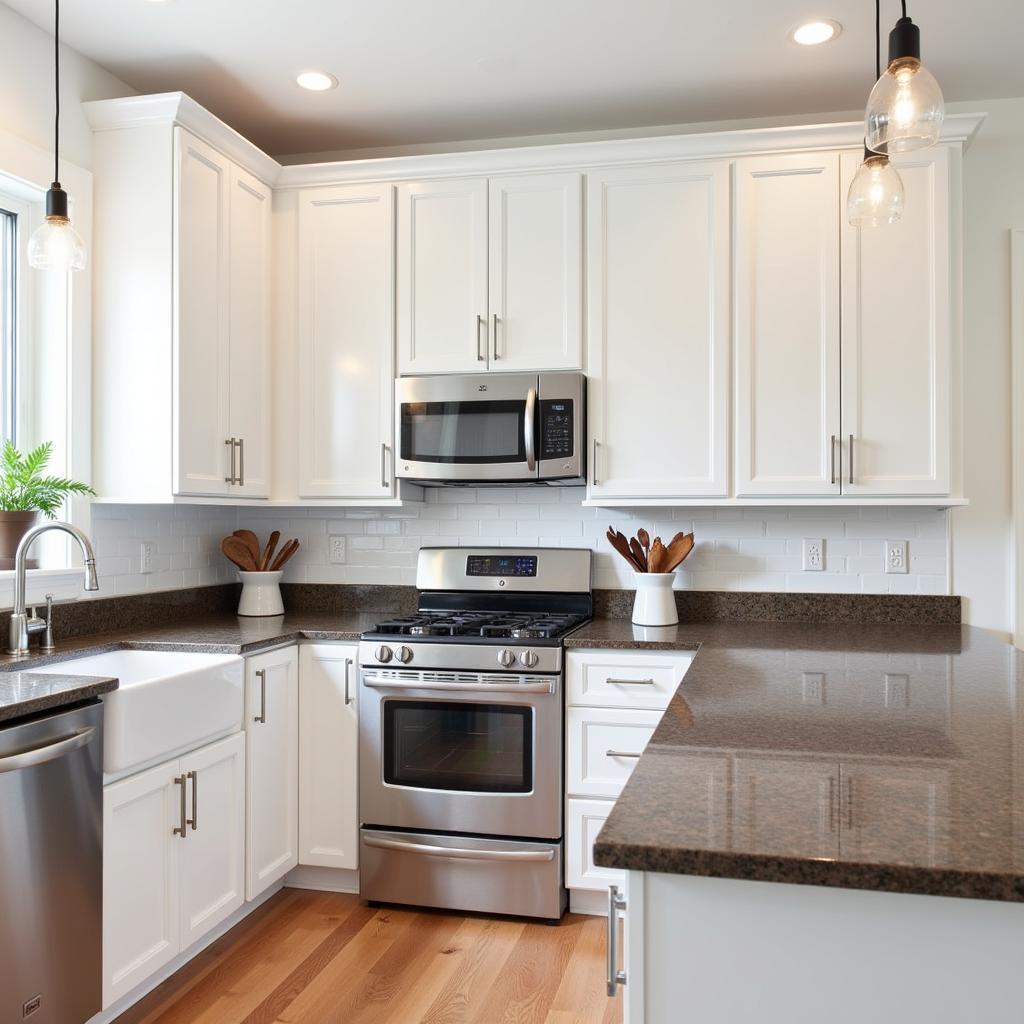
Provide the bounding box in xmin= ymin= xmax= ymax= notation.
xmin=237 ymin=570 xmax=285 ymax=617
xmin=631 ymin=572 xmax=679 ymax=626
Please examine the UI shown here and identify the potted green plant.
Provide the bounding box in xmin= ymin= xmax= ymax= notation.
xmin=0 ymin=441 xmax=96 ymax=568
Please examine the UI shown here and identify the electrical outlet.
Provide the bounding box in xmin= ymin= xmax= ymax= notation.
xmin=802 ymin=538 xmax=824 ymax=571
xmin=140 ymin=541 xmax=155 ymax=574
xmin=884 ymin=540 xmax=908 ymax=574
xmin=329 ymin=535 xmax=347 ymax=564
xmin=802 ymin=672 xmax=826 ymax=704
xmin=885 ymin=673 xmax=910 ymax=708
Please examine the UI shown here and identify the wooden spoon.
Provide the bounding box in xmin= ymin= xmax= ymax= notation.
xmin=606 ymin=528 xmax=645 ymax=572
xmin=637 ymin=528 xmax=651 ymax=563
xmin=663 ymin=533 xmax=696 ymax=572
xmin=233 ymin=529 xmax=262 ymax=565
xmin=259 ymin=530 xmax=281 ymax=571
xmin=648 ymin=538 xmax=668 ymax=573
xmin=269 ymin=538 xmax=301 ymax=572
xmin=221 ymin=535 xmax=259 ymax=572
xmin=629 ymin=536 xmax=648 ymax=572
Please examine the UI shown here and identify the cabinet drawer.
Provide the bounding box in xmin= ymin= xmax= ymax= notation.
xmin=566 ymin=797 xmax=623 ymax=891
xmin=567 ymin=649 xmax=693 ymax=709
xmin=567 ymin=706 xmax=660 ymax=799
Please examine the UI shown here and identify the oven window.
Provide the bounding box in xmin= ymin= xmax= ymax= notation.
xmin=400 ymin=400 xmax=527 ymax=464
xmin=383 ymin=700 xmax=533 ymax=793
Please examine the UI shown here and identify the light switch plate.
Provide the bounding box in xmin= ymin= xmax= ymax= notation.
xmin=329 ymin=535 xmax=347 ymax=564
xmin=140 ymin=541 xmax=155 ymax=574
xmin=884 ymin=540 xmax=908 ymax=574
xmin=802 ymin=672 xmax=826 ymax=704
xmin=802 ymin=539 xmax=824 ymax=571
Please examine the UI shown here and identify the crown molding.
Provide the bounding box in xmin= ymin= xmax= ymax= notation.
xmin=83 ymin=92 xmax=281 ymax=186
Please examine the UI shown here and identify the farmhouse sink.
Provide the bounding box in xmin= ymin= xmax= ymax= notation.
xmin=28 ymin=650 xmax=244 ymax=777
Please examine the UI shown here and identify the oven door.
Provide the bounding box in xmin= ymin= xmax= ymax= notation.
xmin=395 ymin=373 xmax=539 ymax=482
xmin=359 ymin=669 xmax=562 ymax=840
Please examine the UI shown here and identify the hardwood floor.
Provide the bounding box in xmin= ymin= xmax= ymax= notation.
xmin=114 ymin=889 xmax=623 ymax=1024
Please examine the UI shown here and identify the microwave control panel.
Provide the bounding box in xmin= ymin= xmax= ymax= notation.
xmin=539 ymin=399 xmax=574 ymax=460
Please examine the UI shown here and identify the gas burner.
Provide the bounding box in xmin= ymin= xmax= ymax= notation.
xmin=409 ymin=623 xmax=455 ymax=636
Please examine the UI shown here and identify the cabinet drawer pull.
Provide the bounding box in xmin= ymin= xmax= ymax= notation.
xmin=476 ymin=314 xmax=486 ymax=361
xmin=236 ymin=438 xmax=245 ymax=487
xmin=848 ymin=434 xmax=855 ymax=485
xmin=344 ymin=657 xmax=353 ymax=706
xmin=605 ymin=677 xmax=655 ymax=686
xmin=492 ymin=312 xmax=500 ymax=360
xmin=254 ymin=668 xmax=267 ymax=723
xmin=187 ymin=769 xmax=198 ymax=831
xmin=606 ymin=885 xmax=627 ymax=996
xmin=592 ymin=438 xmax=600 ymax=485
xmin=606 ymin=749 xmax=642 ymax=759
xmin=224 ymin=438 xmax=237 ymax=484
xmin=381 ymin=442 xmax=389 ymax=489
xmin=173 ymin=774 xmax=188 ymax=838
xmin=830 ymin=434 xmax=837 ymax=486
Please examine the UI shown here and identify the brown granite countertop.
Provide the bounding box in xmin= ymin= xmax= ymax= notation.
xmin=0 ymin=671 xmax=117 ymax=723
xmin=590 ymin=620 xmax=1024 ymax=903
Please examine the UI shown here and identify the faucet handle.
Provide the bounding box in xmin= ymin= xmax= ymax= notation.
xmin=41 ymin=594 xmax=55 ymax=652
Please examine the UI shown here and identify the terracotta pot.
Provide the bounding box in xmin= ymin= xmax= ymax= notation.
xmin=0 ymin=511 xmax=40 ymax=570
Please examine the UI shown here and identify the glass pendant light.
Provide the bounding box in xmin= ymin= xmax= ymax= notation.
xmin=865 ymin=1 xmax=944 ymax=155
xmin=848 ymin=0 xmax=905 ymax=227
xmin=28 ymin=0 xmax=86 ymax=272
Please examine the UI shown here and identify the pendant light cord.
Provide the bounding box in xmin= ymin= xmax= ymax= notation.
xmin=901 ymin=0 xmax=908 ymax=18
xmin=875 ymin=0 xmax=881 ymax=79
xmin=53 ymin=0 xmax=60 ymax=185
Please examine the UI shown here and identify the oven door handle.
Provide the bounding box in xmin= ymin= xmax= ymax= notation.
xmin=364 ymin=834 xmax=555 ymax=863
xmin=524 ymin=386 xmax=537 ymax=472
xmin=362 ymin=676 xmax=555 ymax=695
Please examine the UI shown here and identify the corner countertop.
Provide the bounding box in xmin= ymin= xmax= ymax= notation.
xmin=586 ymin=619 xmax=1024 ymax=903
xmin=0 ymin=612 xmax=376 ymax=723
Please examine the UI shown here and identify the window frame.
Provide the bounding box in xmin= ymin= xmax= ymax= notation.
xmin=0 ymin=188 xmax=32 ymax=448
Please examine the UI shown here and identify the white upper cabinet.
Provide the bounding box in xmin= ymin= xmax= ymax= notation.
xmin=587 ymin=161 xmax=731 ymax=499
xmin=488 ymin=172 xmax=582 ymax=370
xmin=397 ymin=178 xmax=489 ymax=374
xmin=174 ymin=130 xmax=231 ymax=497
xmin=227 ymin=165 xmax=272 ymax=498
xmin=840 ymin=147 xmax=952 ymax=496
xmin=297 ymin=183 xmax=396 ymax=498
xmin=397 ymin=173 xmax=584 ymax=375
xmin=734 ymin=152 xmax=842 ymax=497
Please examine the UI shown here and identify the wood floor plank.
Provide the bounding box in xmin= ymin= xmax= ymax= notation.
xmin=113 ymin=890 xmax=622 ymax=1024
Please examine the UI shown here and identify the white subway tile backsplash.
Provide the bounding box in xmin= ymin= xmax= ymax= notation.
xmin=87 ymin=494 xmax=950 ymax=598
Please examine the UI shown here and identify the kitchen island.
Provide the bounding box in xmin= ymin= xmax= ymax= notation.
xmin=582 ymin=620 xmax=1024 ymax=1023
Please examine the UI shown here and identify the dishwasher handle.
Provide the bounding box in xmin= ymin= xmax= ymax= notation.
xmin=0 ymin=726 xmax=96 ymax=773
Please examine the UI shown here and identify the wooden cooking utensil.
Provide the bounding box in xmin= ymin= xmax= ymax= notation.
xmin=629 ymin=536 xmax=648 ymax=572
xmin=233 ymin=529 xmax=262 ymax=565
xmin=221 ymin=536 xmax=259 ymax=572
xmin=259 ymin=530 xmax=281 ymax=571
xmin=269 ymin=538 xmax=300 ymax=572
xmin=606 ymin=528 xmax=644 ymax=572
xmin=637 ymin=528 xmax=651 ymax=563
xmin=663 ymin=532 xmax=695 ymax=572
xmin=648 ymin=538 xmax=668 ymax=573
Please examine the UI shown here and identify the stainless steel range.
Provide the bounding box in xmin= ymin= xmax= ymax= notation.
xmin=358 ymin=546 xmax=592 ymax=922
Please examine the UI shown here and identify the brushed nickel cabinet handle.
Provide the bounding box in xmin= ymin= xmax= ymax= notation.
xmin=492 ymin=312 xmax=500 ymax=360
xmin=381 ymin=443 xmax=389 ymax=489
xmin=592 ymin=439 xmax=600 ymax=485
xmin=476 ymin=314 xmax=486 ymax=361
xmin=254 ymin=668 xmax=267 ymax=723
xmin=606 ymin=885 xmax=627 ymax=996
xmin=224 ymin=438 xmax=236 ymax=484
xmin=606 ymin=677 xmax=655 ymax=686
xmin=236 ymin=438 xmax=244 ymax=487
xmin=173 ymin=774 xmax=188 ymax=837
xmin=187 ymin=769 xmax=198 ymax=831
xmin=606 ymin=749 xmax=642 ymax=759
xmin=344 ymin=657 xmax=353 ymax=706
xmin=848 ymin=434 xmax=855 ymax=485
xmin=830 ymin=434 xmax=837 ymax=486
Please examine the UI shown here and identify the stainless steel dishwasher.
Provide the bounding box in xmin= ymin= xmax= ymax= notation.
xmin=0 ymin=701 xmax=102 ymax=1024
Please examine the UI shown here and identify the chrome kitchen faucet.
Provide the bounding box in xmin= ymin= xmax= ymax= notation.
xmin=8 ymin=521 xmax=99 ymax=655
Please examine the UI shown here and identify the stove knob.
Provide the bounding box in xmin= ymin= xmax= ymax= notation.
xmin=520 ymin=650 xmax=539 ymax=669
xmin=375 ymin=645 xmax=393 ymax=664
xmin=396 ymin=645 xmax=413 ymax=664
xmin=497 ymin=648 xmax=516 ymax=668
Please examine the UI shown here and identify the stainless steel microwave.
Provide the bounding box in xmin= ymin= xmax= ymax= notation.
xmin=395 ymin=372 xmax=585 ymax=484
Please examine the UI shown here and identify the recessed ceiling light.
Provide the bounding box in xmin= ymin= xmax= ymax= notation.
xmin=791 ymin=20 xmax=842 ymax=45
xmin=295 ymin=70 xmax=338 ymax=92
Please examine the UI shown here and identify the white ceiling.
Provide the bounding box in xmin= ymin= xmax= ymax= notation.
xmin=8 ymin=0 xmax=1024 ymax=159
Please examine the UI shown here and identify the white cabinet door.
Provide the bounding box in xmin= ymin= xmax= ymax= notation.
xmin=102 ymin=759 xmax=181 ymax=1009
xmin=567 ymin=649 xmax=694 ymax=710
xmin=397 ymin=177 xmax=488 ymax=374
xmin=298 ymin=184 xmax=396 ymax=498
xmin=567 ymin=706 xmax=661 ymax=799
xmin=299 ymin=644 xmax=359 ymax=869
xmin=488 ymin=172 xmax=582 ymax=371
xmin=173 ymin=128 xmax=230 ymax=497
xmin=245 ymin=647 xmax=299 ymax=901
xmin=178 ymin=732 xmax=246 ymax=948
xmin=840 ymin=147 xmax=952 ymax=496
xmin=566 ymin=797 xmax=622 ymax=891
xmin=586 ymin=161 xmax=731 ymax=499
xmin=228 ymin=164 xmax=271 ymax=498
xmin=732 ymin=755 xmax=840 ymax=860
xmin=735 ymin=152 xmax=842 ymax=496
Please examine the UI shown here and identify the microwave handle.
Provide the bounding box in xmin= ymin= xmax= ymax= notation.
xmin=524 ymin=386 xmax=537 ymax=472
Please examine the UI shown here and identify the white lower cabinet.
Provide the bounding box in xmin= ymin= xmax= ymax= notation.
xmin=299 ymin=644 xmax=359 ymax=869
xmin=567 ymin=706 xmax=660 ymax=799
xmin=244 ymin=647 xmax=299 ymax=900
xmin=567 ymin=798 xmax=622 ymax=891
xmin=102 ymin=731 xmax=245 ymax=1008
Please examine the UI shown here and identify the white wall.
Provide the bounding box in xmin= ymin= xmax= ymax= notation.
xmin=0 ymin=1 xmax=133 ymax=171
